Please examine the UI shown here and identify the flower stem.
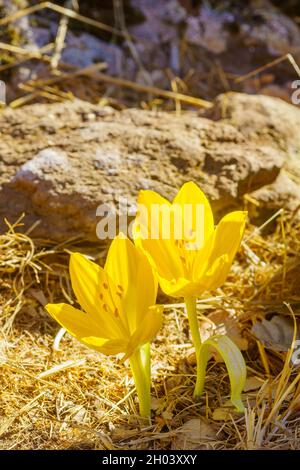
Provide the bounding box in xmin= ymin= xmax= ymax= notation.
xmin=184 ymin=295 xmax=203 ymax=398
xmin=140 ymin=342 xmax=151 ymax=388
xmin=129 ymin=346 xmax=151 ymax=418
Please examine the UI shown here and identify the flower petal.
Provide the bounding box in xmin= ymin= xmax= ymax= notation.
xmin=192 ymin=211 xmax=246 ymax=287
xmin=206 ymin=211 xmax=247 ymax=289
xmin=105 ymin=235 xmax=158 ymax=332
xmin=124 ymin=305 xmax=164 ymax=360
xmin=158 ymin=275 xmax=194 ymax=298
xmin=209 ymin=211 xmax=247 ymax=263
xmin=133 ymin=189 xmax=184 ymax=281
xmin=46 ymin=303 xmax=128 ymax=355
xmin=137 ymin=237 xmax=185 ymax=281
xmin=173 ymin=181 xmax=214 ymax=248
xmin=45 ymin=302 xmax=113 ymax=352
xmin=137 ymin=189 xmax=171 ymax=214
xmin=69 ymin=253 xmax=127 ymax=338
xmin=82 ymin=336 xmax=128 ymax=355
xmin=136 ymin=189 xmax=174 ymax=240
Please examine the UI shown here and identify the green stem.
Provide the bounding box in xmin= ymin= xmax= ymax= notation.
xmin=140 ymin=342 xmax=151 ymax=388
xmin=185 ymin=295 xmax=203 ymax=398
xmin=129 ymin=346 xmax=151 ymax=418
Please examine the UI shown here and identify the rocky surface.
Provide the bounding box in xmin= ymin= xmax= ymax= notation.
xmin=205 ymin=92 xmax=300 ymax=177
xmin=251 ymin=173 xmax=300 ymax=221
xmin=204 ymin=92 xmax=300 ymax=219
xmin=0 ymin=92 xmax=299 ymax=241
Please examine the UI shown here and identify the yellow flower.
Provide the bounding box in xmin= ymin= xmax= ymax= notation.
xmin=46 ymin=235 xmax=163 ymax=361
xmin=133 ymin=181 xmax=247 ymax=298
xmin=133 ymin=181 xmax=247 ymax=410
xmin=46 ymin=234 xmax=163 ymax=418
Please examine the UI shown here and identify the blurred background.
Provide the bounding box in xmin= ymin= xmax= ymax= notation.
xmin=2 ymin=0 xmax=300 ymax=107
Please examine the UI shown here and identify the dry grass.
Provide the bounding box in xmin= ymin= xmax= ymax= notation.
xmin=0 ymin=210 xmax=300 ymax=450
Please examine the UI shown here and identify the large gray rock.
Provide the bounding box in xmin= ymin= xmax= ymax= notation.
xmin=0 ymin=96 xmax=297 ymax=241
xmin=204 ymin=92 xmax=300 ymax=219
xmin=205 ymin=92 xmax=300 ymax=179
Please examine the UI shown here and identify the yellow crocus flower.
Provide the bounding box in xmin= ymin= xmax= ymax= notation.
xmin=133 ymin=181 xmax=247 ymax=411
xmin=133 ymin=181 xmax=247 ymax=298
xmin=46 ymin=234 xmax=163 ymax=417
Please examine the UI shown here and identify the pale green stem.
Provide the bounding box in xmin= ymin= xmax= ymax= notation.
xmin=140 ymin=342 xmax=151 ymax=388
xmin=129 ymin=346 xmax=151 ymax=418
xmin=184 ymin=295 xmax=203 ymax=398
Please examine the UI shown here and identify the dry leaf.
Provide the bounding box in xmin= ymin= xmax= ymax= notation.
xmin=72 ymin=406 xmax=88 ymax=424
xmin=243 ymin=376 xmax=265 ymax=392
xmin=212 ymin=407 xmax=232 ymax=421
xmin=151 ymin=396 xmax=164 ymax=412
xmin=29 ymin=289 xmax=48 ymax=306
xmin=207 ymin=310 xmax=248 ymax=351
xmin=171 ymin=418 xmax=221 ymax=450
xmin=252 ymin=315 xmax=300 ymax=352
xmin=161 ymin=410 xmax=173 ymax=420
xmin=111 ymin=426 xmax=139 ymax=441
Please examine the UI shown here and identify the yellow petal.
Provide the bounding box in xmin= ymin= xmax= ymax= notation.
xmin=82 ymin=336 xmax=128 ymax=355
xmin=138 ymin=237 xmax=185 ymax=281
xmin=173 ymin=181 xmax=214 ymax=248
xmin=69 ymin=252 xmax=127 ymax=339
xmin=136 ymin=189 xmax=175 ymax=240
xmin=158 ymin=275 xmax=194 ymax=298
xmin=133 ymin=183 xmax=217 ymax=297
xmin=105 ymin=235 xmax=158 ymax=332
xmin=124 ymin=305 xmax=164 ymax=360
xmin=46 ymin=303 xmax=128 ymax=355
xmin=205 ymin=211 xmax=247 ymax=289
xmin=133 ymin=188 xmax=186 ymax=281
xmin=209 ymin=211 xmax=247 ymax=262
xmin=198 ymin=335 xmax=246 ymax=412
xmin=46 ymin=302 xmax=101 ymax=338
xmin=137 ymin=189 xmax=171 ymax=223
xmin=203 ymin=254 xmax=230 ymax=290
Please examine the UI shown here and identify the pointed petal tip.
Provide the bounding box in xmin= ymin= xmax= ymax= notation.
xmin=69 ymin=251 xmax=87 ymax=268
xmin=137 ymin=188 xmax=171 ymax=206
xmin=226 ymin=210 xmax=248 ymax=222
xmin=45 ymin=302 xmax=63 ymax=317
xmin=179 ymin=181 xmax=200 ymax=191
xmin=107 ymin=233 xmax=132 ymax=259
xmin=239 ymin=210 xmax=248 ymax=220
xmin=175 ymin=180 xmax=211 ymax=200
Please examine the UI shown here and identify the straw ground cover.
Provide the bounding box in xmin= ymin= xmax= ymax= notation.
xmin=0 ymin=211 xmax=300 ymax=450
